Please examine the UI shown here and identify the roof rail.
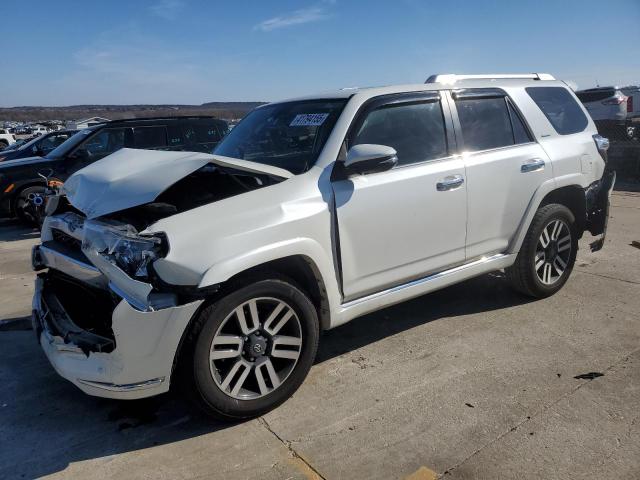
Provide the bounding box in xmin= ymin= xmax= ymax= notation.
xmin=425 ymin=73 xmax=555 ymax=84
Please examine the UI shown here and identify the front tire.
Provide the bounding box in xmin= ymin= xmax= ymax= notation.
xmin=181 ymin=277 xmax=319 ymax=420
xmin=15 ymin=185 xmax=46 ymax=225
xmin=506 ymin=204 xmax=578 ymax=298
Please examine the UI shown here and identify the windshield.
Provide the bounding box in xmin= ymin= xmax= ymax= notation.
xmin=213 ymin=99 xmax=346 ymax=174
xmin=46 ymin=128 xmax=95 ymax=159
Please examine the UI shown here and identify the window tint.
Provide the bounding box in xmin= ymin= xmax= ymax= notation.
xmin=456 ymin=97 xmax=514 ymax=151
xmin=507 ymin=100 xmax=532 ymax=144
xmin=352 ymin=101 xmax=447 ymax=166
xmin=166 ymin=125 xmax=184 ymax=147
xmin=576 ymin=89 xmax=616 ymax=103
xmin=134 ymin=126 xmax=167 ymax=149
xmin=526 ymin=87 xmax=588 ymax=135
xmin=194 ymin=124 xmax=221 ymax=144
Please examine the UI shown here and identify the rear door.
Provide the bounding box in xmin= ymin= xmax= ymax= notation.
xmin=332 ymin=92 xmax=467 ymax=300
xmin=450 ymin=89 xmax=553 ymax=259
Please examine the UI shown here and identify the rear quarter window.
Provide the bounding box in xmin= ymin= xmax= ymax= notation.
xmin=526 ymin=86 xmax=588 ymax=135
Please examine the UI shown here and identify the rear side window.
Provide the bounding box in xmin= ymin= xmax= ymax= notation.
xmin=166 ymin=125 xmax=184 ymax=147
xmin=526 ymin=87 xmax=588 ymax=135
xmin=134 ymin=126 xmax=167 ymax=149
xmin=352 ymin=100 xmax=448 ymax=166
xmin=194 ymin=124 xmax=221 ymax=144
xmin=455 ymin=97 xmax=514 ymax=151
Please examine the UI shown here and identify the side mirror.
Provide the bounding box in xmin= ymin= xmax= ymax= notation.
xmin=344 ymin=144 xmax=398 ymax=174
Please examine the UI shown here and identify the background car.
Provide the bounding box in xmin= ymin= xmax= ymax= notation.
xmin=0 ymin=130 xmax=77 ymax=162
xmin=0 ymin=116 xmax=229 ymax=223
xmin=576 ymin=85 xmax=640 ymax=140
xmin=0 ymin=128 xmax=17 ymax=148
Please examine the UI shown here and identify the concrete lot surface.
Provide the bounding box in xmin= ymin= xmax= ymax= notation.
xmin=1 ymin=191 xmax=639 ymax=480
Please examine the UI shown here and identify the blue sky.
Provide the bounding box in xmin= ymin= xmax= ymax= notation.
xmin=1 ymin=0 xmax=638 ymax=106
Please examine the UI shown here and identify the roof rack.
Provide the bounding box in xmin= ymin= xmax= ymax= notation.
xmin=425 ymin=73 xmax=555 ymax=84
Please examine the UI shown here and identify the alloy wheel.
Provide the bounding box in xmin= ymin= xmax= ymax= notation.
xmin=209 ymin=297 xmax=303 ymax=400
xmin=534 ymin=219 xmax=572 ymax=285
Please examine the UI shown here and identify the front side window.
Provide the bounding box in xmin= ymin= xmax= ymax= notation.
xmin=526 ymin=86 xmax=588 ymax=135
xmin=214 ymin=100 xmax=346 ymax=174
xmin=76 ymin=128 xmax=131 ymax=160
xmin=351 ymin=100 xmax=448 ymax=166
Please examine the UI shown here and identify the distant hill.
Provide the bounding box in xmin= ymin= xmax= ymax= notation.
xmin=0 ymin=102 xmax=266 ymax=122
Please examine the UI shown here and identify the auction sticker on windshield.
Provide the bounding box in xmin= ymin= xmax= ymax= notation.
xmin=290 ymin=113 xmax=329 ymax=127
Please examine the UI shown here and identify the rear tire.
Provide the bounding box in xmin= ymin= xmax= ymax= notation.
xmin=506 ymin=204 xmax=578 ymax=298
xmin=179 ymin=277 xmax=319 ymax=420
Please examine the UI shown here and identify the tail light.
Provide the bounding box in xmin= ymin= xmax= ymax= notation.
xmin=628 ymin=96 xmax=634 ymax=113
xmin=593 ymin=134 xmax=610 ymax=162
xmin=602 ymin=96 xmax=626 ymax=105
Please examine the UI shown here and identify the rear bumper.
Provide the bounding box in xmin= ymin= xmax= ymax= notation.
xmin=32 ymin=272 xmax=203 ymax=400
xmin=585 ymin=170 xmax=616 ymax=252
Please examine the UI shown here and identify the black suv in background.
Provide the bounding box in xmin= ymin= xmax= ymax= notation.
xmin=0 ymin=116 xmax=229 ymax=223
xmin=0 ymin=130 xmax=78 ymax=162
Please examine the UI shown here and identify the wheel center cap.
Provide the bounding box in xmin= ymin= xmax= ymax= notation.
xmin=245 ymin=333 xmax=268 ymax=359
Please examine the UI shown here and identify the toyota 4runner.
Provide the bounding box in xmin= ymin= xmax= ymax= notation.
xmin=31 ymin=73 xmax=615 ymax=419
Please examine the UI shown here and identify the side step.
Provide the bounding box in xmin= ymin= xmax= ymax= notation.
xmin=335 ymin=253 xmax=516 ymax=327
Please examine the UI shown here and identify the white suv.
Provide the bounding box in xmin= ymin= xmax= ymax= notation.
xmin=32 ymin=73 xmax=615 ymax=419
xmin=0 ymin=128 xmax=16 ymax=148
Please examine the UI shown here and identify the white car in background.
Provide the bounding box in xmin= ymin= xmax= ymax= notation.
xmin=576 ymin=85 xmax=640 ymax=139
xmin=0 ymin=128 xmax=17 ymax=148
xmin=30 ymin=125 xmax=50 ymax=136
xmin=32 ymin=73 xmax=615 ymax=420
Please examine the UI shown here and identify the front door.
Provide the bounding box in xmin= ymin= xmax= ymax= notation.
xmin=332 ymin=92 xmax=467 ymax=301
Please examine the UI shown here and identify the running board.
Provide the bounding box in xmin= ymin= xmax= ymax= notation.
xmin=334 ymin=253 xmax=516 ymax=327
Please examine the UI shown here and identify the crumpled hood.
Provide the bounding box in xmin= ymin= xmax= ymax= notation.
xmin=64 ymin=148 xmax=293 ymax=219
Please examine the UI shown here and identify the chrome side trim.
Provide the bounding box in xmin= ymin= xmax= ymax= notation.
xmin=37 ymin=245 xmax=107 ymax=289
xmin=342 ymin=253 xmax=510 ymax=309
xmin=77 ymin=377 xmax=165 ymax=392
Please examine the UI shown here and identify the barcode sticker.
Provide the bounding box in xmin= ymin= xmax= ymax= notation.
xmin=289 ymin=113 xmax=329 ymax=127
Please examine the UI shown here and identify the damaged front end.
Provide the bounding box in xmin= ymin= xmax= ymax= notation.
xmin=31 ymin=148 xmax=294 ymax=398
xmin=31 ymin=211 xmax=204 ymax=398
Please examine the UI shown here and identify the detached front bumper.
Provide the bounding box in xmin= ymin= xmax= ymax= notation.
xmin=32 ymin=274 xmax=202 ymax=400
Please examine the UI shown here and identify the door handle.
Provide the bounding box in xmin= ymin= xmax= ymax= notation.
xmin=521 ymin=158 xmax=545 ymax=173
xmin=436 ymin=174 xmax=464 ymax=191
